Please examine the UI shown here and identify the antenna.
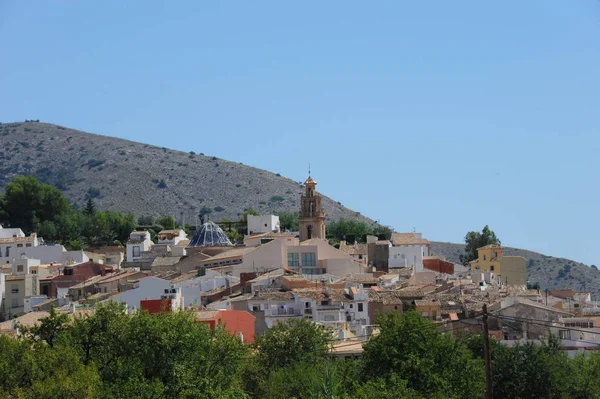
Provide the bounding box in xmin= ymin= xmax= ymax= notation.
xmin=308 ymin=163 xmax=311 ymax=177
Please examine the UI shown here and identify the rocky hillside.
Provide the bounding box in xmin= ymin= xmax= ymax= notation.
xmin=0 ymin=121 xmax=372 ymax=225
xmin=431 ymin=242 xmax=600 ymax=299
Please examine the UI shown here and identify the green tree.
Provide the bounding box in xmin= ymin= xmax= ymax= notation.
xmin=362 ymin=312 xmax=485 ymax=398
xmin=84 ymin=198 xmax=96 ymax=216
xmin=155 ymin=215 xmax=178 ymax=230
xmin=327 ymin=218 xmax=373 ymax=243
xmin=20 ymin=305 xmax=69 ymax=348
xmin=459 ymin=225 xmax=501 ymax=264
xmin=253 ymin=318 xmax=331 ymax=371
xmin=0 ymin=176 xmax=70 ymax=233
xmin=275 ymin=211 xmax=299 ymax=231
xmin=239 ymin=208 xmax=259 ymax=224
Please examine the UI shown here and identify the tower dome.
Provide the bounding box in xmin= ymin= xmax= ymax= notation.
xmin=188 ymin=221 xmax=233 ymax=247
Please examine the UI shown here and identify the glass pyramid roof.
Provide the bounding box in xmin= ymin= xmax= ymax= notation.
xmin=188 ymin=221 xmax=233 ymax=247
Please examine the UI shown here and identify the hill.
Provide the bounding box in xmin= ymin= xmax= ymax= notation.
xmin=1 ymin=121 xmax=596 ymax=298
xmin=0 ymin=121 xmax=372 ymax=225
xmin=431 ymin=241 xmax=600 ymax=299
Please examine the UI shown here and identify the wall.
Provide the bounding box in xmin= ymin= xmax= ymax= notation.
xmin=499 ymin=256 xmax=527 ymax=286
xmin=389 ymin=245 xmax=427 ymax=272
xmin=368 ymin=243 xmax=389 ymax=272
xmin=217 ymin=310 xmax=256 ymax=344
xmin=1 ymin=245 xmax=88 ymax=265
xmin=247 ymin=215 xmax=280 ymax=235
xmin=423 ymin=258 xmax=454 ymax=275
xmin=232 ymin=240 xmax=286 ymax=277
xmin=110 ymin=277 xmax=170 ymax=312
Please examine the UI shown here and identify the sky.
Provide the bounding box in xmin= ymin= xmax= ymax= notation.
xmin=0 ymin=1 xmax=599 ymax=265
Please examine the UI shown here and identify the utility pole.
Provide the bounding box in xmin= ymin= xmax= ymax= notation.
xmin=482 ymin=304 xmax=493 ymax=399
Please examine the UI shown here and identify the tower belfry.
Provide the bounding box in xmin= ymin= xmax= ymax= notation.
xmin=298 ymin=175 xmax=326 ymax=241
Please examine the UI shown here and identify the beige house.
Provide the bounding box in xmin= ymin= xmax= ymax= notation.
xmin=199 ymin=237 xmax=363 ymax=278
xmin=470 ymin=245 xmax=527 ymax=286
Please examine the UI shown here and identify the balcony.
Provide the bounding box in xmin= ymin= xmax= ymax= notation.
xmin=264 ymin=308 xmax=302 ymax=318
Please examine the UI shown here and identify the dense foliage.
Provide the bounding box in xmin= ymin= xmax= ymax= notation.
xmin=326 ymin=218 xmax=393 ymax=243
xmin=4 ymin=308 xmax=600 ymax=398
xmin=0 ymin=177 xmax=137 ymax=249
xmin=460 ymin=225 xmax=501 ymax=264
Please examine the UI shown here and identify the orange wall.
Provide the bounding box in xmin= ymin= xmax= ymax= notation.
xmin=216 ymin=310 xmax=256 ymax=344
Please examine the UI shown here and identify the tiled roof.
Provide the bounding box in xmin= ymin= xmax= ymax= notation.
xmin=391 ymin=233 xmax=430 ymax=246
xmin=338 ymin=242 xmax=368 ymax=256
xmin=414 ymin=299 xmax=441 ymax=307
xmin=203 ymin=247 xmax=256 ymax=262
xmin=98 ymin=270 xmax=145 ymax=284
xmin=151 ymin=256 xmax=182 ymax=268
xmin=195 ymin=310 xmax=220 ymax=321
xmin=252 ymin=290 xmax=295 ymax=300
xmin=158 ymin=230 xmax=183 ymax=235
xmin=176 ymin=240 xmax=191 ymax=247
xmin=0 ymin=311 xmax=50 ymax=331
xmin=0 ymin=235 xmax=36 ymax=244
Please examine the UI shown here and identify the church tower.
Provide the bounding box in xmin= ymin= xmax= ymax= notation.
xmin=299 ymin=175 xmax=326 ymax=241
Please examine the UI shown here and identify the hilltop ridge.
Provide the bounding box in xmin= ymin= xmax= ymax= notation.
xmin=0 ymin=121 xmax=371 ymax=225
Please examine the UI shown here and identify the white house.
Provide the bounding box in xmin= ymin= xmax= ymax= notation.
xmin=388 ymin=233 xmax=430 ymax=272
xmin=126 ymin=231 xmax=153 ymax=261
xmin=110 ymin=276 xmax=170 ymax=313
xmin=247 ymin=215 xmax=281 ymax=235
xmin=157 ymin=230 xmax=187 ymax=246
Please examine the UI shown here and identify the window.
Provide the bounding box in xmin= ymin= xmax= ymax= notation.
xmin=323 ymin=315 xmax=335 ymax=321
xmin=346 ymin=315 xmax=352 ymax=322
xmin=11 ymin=299 xmax=18 ymax=308
xmin=252 ymin=305 xmax=260 ymax=312
xmin=287 ymin=253 xmax=299 ymax=267
xmin=483 ymin=255 xmax=486 ymax=261
xmin=349 ymin=304 xmax=353 ymax=309
xmin=5 ymin=246 xmax=10 ymax=257
xmin=16 ymin=264 xmax=24 ymax=272
xmin=358 ymin=303 xmax=364 ymax=312
xmin=17 ymin=244 xmax=23 ymax=248
xmin=490 ymin=265 xmax=495 ymax=271
xmin=358 ymin=254 xmax=363 ymax=260
xmin=31 ymin=269 xmax=36 ymax=274
xmin=132 ymin=246 xmax=141 ymax=258
xmin=26 ymin=243 xmax=31 ymax=248
xmin=302 ymin=252 xmax=316 ymax=267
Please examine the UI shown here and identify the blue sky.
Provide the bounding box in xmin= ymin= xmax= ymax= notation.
xmin=1 ymin=1 xmax=599 ymax=265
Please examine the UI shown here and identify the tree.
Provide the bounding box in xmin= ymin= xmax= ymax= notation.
xmin=155 ymin=215 xmax=177 ymax=230
xmin=138 ymin=215 xmax=154 ymax=226
xmin=239 ymin=209 xmax=259 ymax=224
xmin=275 ymin=211 xmax=299 ymax=231
xmin=0 ymin=176 xmax=70 ymax=233
xmin=84 ymin=198 xmax=96 ymax=216
xmin=19 ymin=305 xmax=69 ymax=348
xmin=362 ymin=312 xmax=485 ymax=398
xmin=327 ymin=218 xmax=373 ymax=243
xmin=459 ymin=225 xmax=501 ymax=264
xmin=253 ymin=318 xmax=331 ymax=371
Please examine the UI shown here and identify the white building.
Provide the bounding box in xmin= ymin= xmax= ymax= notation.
xmin=388 ymin=233 xmax=430 ymax=272
xmin=126 ymin=231 xmax=153 ymax=261
xmin=247 ymin=215 xmax=281 ymax=235
xmin=157 ymin=229 xmax=187 ymax=246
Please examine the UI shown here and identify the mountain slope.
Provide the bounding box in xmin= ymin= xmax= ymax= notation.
xmin=0 ymin=122 xmax=371 ymax=225
xmin=431 ymin=241 xmax=600 ymax=298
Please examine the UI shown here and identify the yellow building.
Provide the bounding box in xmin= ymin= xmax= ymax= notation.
xmin=470 ymin=245 xmax=527 ymax=286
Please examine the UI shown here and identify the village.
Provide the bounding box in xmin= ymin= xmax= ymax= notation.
xmin=1 ymin=175 xmax=597 ymax=358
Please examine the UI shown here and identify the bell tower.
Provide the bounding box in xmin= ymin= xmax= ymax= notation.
xmin=299 ymin=175 xmax=326 ymax=241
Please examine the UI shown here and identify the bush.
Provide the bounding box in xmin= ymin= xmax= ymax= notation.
xmin=271 ymin=196 xmax=285 ymax=202
xmin=214 ymin=206 xmax=225 ymax=212
xmin=157 ymin=179 xmax=167 ymax=189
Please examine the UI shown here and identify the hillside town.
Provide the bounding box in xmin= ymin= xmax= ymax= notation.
xmin=1 ymin=175 xmax=598 ymax=359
